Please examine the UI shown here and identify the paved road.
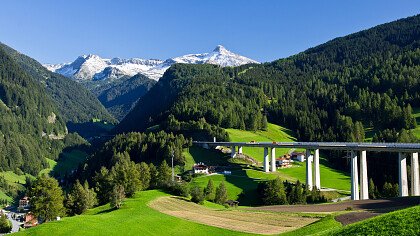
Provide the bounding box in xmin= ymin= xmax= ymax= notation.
xmin=7 ymin=212 xmax=21 ymax=233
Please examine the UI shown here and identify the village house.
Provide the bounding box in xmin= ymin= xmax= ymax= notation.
xmin=276 ymin=156 xmax=292 ymax=168
xmin=24 ymin=212 xmax=38 ymax=228
xmin=19 ymin=196 xmax=30 ymax=209
xmin=193 ymin=162 xmax=209 ymax=174
xmin=291 ymin=152 xmax=306 ymax=162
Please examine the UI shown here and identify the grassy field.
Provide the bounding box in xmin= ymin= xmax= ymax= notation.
xmin=411 ymin=107 xmax=420 ymax=139
xmin=189 ymin=172 xmax=261 ymax=206
xmin=226 ymin=123 xmax=351 ymax=191
xmin=52 ymin=150 xmax=89 ymax=177
xmin=150 ymin=196 xmax=319 ymax=235
xmin=331 ymin=205 xmax=420 ymax=236
xmin=226 ymin=123 xmax=297 ymax=163
xmin=16 ymin=190 xmax=252 ymax=236
xmin=281 ymin=215 xmax=342 ymax=236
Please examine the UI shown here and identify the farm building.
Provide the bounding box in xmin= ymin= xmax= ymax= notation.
xmin=276 ymin=156 xmax=292 ymax=168
xmin=291 ymin=152 xmax=306 ymax=162
xmin=193 ymin=162 xmax=209 ymax=174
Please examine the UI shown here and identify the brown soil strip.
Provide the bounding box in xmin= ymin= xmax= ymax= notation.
xmin=252 ymin=197 xmax=420 ymax=213
xmin=253 ymin=197 xmax=420 ymax=225
xmin=149 ymin=196 xmax=318 ymax=235
xmin=335 ymin=212 xmax=381 ymax=225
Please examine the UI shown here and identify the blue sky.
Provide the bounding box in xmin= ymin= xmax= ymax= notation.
xmin=0 ymin=1 xmax=419 ymax=63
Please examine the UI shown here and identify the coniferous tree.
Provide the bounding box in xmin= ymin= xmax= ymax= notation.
xmin=66 ymin=180 xmax=97 ymax=215
xmin=214 ymin=181 xmax=228 ymax=205
xmin=110 ymin=185 xmax=125 ymax=209
xmin=157 ymin=160 xmax=172 ymax=188
xmin=93 ymin=166 xmax=112 ymax=205
xmin=138 ymin=162 xmax=151 ymax=190
xmin=149 ymin=163 xmax=159 ymax=189
xmin=204 ymin=179 xmax=215 ymax=201
xmin=109 ymin=152 xmax=141 ymax=197
xmin=368 ymin=178 xmax=377 ymax=199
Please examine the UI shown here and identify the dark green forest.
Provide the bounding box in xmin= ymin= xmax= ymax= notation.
xmin=0 ymin=43 xmax=116 ymax=124
xmin=95 ymin=73 xmax=156 ymax=120
xmin=0 ymin=46 xmax=76 ymax=175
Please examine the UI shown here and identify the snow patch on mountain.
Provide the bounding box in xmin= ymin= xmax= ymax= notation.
xmin=44 ymin=45 xmax=258 ymax=81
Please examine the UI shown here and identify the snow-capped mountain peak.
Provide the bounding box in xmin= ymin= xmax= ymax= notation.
xmin=44 ymin=45 xmax=258 ymax=81
xmin=213 ymin=45 xmax=229 ymax=53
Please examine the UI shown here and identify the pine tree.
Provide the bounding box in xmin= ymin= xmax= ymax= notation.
xmin=138 ymin=162 xmax=151 ymax=190
xmin=110 ymin=184 xmax=125 ymax=209
xmin=66 ymin=180 xmax=97 ymax=215
xmin=262 ymin=177 xmax=287 ymax=205
xmin=149 ymin=163 xmax=159 ymax=189
xmin=157 ymin=160 xmax=172 ymax=188
xmin=93 ymin=166 xmax=112 ymax=205
xmin=204 ymin=179 xmax=215 ymax=201
xmin=214 ymin=181 xmax=228 ymax=205
xmin=109 ymin=152 xmax=141 ymax=197
xmin=368 ymin=178 xmax=376 ymax=199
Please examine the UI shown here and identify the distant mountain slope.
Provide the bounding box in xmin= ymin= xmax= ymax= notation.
xmin=96 ymin=74 xmax=156 ymax=120
xmin=45 ymin=45 xmax=258 ymax=81
xmin=0 ymin=43 xmax=116 ymax=123
xmin=0 ymin=46 xmax=67 ymax=175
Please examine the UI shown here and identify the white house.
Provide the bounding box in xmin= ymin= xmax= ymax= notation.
xmin=291 ymin=152 xmax=306 ymax=162
xmin=193 ymin=162 xmax=209 ymax=174
xmin=276 ymin=157 xmax=292 ymax=168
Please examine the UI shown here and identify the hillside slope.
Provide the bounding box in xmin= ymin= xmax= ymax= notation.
xmin=0 ymin=43 xmax=116 ymax=123
xmin=16 ymin=191 xmax=250 ymax=236
xmin=119 ymin=15 xmax=420 ymax=141
xmin=95 ymin=73 xmax=156 ymax=120
xmin=0 ymin=46 xmax=67 ymax=175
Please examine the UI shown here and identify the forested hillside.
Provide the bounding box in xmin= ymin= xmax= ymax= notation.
xmin=0 ymin=43 xmax=116 ymax=123
xmin=117 ymin=15 xmax=420 ymax=187
xmin=119 ymin=15 xmax=420 ymax=144
xmin=95 ymin=73 xmax=156 ymax=120
xmin=0 ymin=46 xmax=68 ymax=175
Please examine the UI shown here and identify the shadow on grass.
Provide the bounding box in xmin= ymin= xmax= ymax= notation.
xmin=94 ymin=207 xmax=117 ymax=215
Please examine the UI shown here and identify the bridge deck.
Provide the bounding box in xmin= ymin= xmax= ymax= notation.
xmin=193 ymin=141 xmax=420 ymax=152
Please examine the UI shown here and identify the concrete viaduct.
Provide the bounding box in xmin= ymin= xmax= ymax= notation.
xmin=193 ymin=141 xmax=420 ymax=200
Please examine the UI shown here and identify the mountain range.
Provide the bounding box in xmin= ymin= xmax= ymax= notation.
xmin=44 ymin=45 xmax=258 ymax=120
xmin=45 ymin=45 xmax=259 ymax=81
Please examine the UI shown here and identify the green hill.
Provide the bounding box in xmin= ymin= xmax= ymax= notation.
xmin=16 ymin=190 xmax=250 ymax=236
xmin=226 ymin=123 xmax=296 ymax=162
xmin=332 ymin=205 xmax=420 ymax=236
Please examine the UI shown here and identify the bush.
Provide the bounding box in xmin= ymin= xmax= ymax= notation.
xmin=0 ymin=213 xmax=11 ymax=233
xmin=169 ymin=182 xmax=190 ymax=198
xmin=190 ymin=186 xmax=204 ymax=204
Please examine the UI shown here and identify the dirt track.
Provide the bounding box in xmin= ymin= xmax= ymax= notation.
xmin=253 ymin=197 xmax=420 ymax=225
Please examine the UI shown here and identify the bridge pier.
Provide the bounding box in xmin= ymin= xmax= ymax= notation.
xmin=231 ymin=146 xmax=236 ymax=158
xmin=398 ymin=153 xmax=409 ymax=197
xmin=359 ymin=150 xmax=369 ymax=200
xmin=271 ymin=148 xmax=276 ymax=172
xmin=238 ymin=146 xmax=243 ymax=154
xmin=263 ymin=147 xmax=269 ymax=172
xmin=314 ymin=149 xmax=320 ymax=190
xmin=411 ymin=153 xmax=420 ymax=196
xmin=351 ymin=151 xmax=359 ymax=200
xmin=306 ymin=150 xmax=313 ymax=190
